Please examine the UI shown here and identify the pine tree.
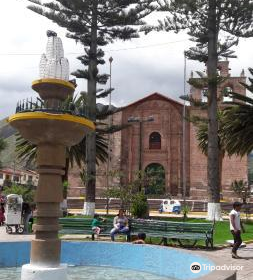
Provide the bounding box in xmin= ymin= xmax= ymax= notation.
xmin=27 ymin=0 xmax=155 ymax=215
xmin=155 ymin=0 xmax=253 ymax=220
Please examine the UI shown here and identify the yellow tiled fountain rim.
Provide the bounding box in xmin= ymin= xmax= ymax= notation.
xmin=8 ymin=112 xmax=95 ymax=130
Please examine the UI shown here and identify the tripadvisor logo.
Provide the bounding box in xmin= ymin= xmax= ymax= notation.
xmin=190 ymin=262 xmax=202 ymax=273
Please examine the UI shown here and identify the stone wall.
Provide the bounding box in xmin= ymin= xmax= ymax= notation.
xmin=67 ymin=62 xmax=248 ymax=202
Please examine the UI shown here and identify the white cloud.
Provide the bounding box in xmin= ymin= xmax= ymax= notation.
xmin=0 ymin=0 xmax=253 ymax=118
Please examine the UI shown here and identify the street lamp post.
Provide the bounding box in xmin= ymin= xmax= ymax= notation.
xmin=128 ymin=116 xmax=154 ymax=191
xmin=106 ymin=56 xmax=113 ymax=214
xmin=109 ymin=57 xmax=113 ymax=110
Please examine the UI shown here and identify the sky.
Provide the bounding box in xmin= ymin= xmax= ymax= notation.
xmin=0 ymin=0 xmax=253 ymax=119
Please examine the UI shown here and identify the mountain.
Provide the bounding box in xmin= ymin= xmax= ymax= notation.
xmin=0 ymin=119 xmax=16 ymax=139
xmin=0 ymin=118 xmax=19 ymax=169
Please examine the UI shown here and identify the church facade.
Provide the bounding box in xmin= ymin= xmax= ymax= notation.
xmin=68 ymin=61 xmax=248 ymax=201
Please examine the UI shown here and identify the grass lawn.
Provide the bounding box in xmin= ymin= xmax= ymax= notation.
xmin=213 ymin=220 xmax=253 ymax=245
xmin=150 ymin=217 xmax=253 ymax=246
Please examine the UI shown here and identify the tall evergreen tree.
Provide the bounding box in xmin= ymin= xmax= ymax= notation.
xmin=154 ymin=0 xmax=253 ymax=220
xmin=27 ymin=0 xmax=155 ymax=215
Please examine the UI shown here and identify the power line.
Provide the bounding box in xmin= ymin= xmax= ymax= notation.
xmin=0 ymin=39 xmax=187 ymax=56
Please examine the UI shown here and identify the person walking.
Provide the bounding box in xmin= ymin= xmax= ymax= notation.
xmin=229 ymin=201 xmax=245 ymax=258
xmin=0 ymin=203 xmax=5 ymax=226
xmin=22 ymin=202 xmax=32 ymax=234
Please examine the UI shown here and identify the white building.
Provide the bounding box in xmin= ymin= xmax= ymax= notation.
xmin=0 ymin=168 xmax=38 ymax=189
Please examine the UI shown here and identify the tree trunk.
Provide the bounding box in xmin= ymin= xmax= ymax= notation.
xmin=83 ymin=1 xmax=98 ymax=216
xmin=219 ymin=151 xmax=224 ymax=200
xmin=62 ymin=155 xmax=69 ymax=183
xmin=207 ymin=0 xmax=222 ymax=221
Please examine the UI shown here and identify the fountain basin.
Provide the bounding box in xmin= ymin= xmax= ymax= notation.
xmin=0 ymin=241 xmax=215 ymax=280
xmin=8 ymin=112 xmax=95 ymax=146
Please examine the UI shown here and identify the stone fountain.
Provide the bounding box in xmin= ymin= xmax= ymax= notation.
xmin=8 ymin=31 xmax=95 ymax=280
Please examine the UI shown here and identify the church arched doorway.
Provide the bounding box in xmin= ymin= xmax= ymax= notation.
xmin=145 ymin=163 xmax=165 ymax=195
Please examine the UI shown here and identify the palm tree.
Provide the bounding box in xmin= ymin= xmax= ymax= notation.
xmin=15 ymin=94 xmax=110 ymax=183
xmin=16 ymin=132 xmax=108 ymax=182
xmin=222 ymin=68 xmax=253 ymax=156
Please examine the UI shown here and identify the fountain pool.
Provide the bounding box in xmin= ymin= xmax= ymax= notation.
xmin=0 ymin=266 xmax=174 ymax=280
xmin=0 ymin=241 xmax=214 ymax=280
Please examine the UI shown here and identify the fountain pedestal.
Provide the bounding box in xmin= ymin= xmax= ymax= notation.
xmin=21 ymin=264 xmax=68 ymax=280
xmin=8 ymin=31 xmax=94 ymax=280
xmin=30 ymin=144 xmax=65 ymax=266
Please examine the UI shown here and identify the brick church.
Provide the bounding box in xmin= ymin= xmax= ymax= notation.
xmin=68 ymin=61 xmax=248 ymax=201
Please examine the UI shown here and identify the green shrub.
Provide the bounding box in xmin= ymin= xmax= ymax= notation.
xmin=62 ymin=180 xmax=68 ymax=199
xmin=182 ymin=204 xmax=191 ymax=221
xmin=130 ymin=193 xmax=149 ymax=218
xmin=3 ymin=184 xmax=35 ymax=203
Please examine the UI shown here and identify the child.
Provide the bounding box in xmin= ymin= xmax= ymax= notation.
xmin=133 ymin=232 xmax=146 ymax=244
xmin=91 ymin=213 xmax=105 ymax=236
xmin=229 ymin=201 xmax=245 ymax=258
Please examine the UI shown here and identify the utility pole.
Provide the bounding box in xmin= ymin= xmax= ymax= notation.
xmin=182 ymin=51 xmax=187 ymax=206
xmin=139 ymin=121 xmax=143 ymax=172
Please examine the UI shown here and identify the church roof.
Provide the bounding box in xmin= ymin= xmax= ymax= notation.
xmin=123 ymin=92 xmax=183 ymax=110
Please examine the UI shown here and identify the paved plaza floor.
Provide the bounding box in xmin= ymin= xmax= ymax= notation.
xmin=0 ymin=226 xmax=34 ymax=242
xmin=0 ymin=226 xmax=253 ymax=279
xmin=195 ymin=246 xmax=253 ymax=280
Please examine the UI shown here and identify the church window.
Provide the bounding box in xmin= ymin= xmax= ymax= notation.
xmin=149 ymin=132 xmax=161 ymax=149
xmin=223 ymin=87 xmax=233 ymax=102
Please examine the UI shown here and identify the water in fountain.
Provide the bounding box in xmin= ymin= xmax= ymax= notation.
xmin=0 ymin=266 xmax=176 ymax=280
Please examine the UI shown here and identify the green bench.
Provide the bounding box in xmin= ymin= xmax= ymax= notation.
xmin=59 ymin=217 xmax=214 ymax=248
xmin=130 ymin=219 xmax=214 ymax=248
xmin=59 ymin=218 xmax=130 ymax=241
xmin=59 ymin=218 xmax=113 ymax=240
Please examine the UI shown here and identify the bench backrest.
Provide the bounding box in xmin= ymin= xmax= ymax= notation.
xmin=130 ymin=219 xmax=213 ymax=234
xmin=59 ymin=218 xmax=213 ymax=236
xmin=59 ymin=218 xmax=114 ymax=233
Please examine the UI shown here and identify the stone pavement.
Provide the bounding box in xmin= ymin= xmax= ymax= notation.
xmin=185 ymin=245 xmax=253 ymax=280
xmin=0 ymin=225 xmax=34 ymax=242
xmin=1 ymin=225 xmax=253 ymax=279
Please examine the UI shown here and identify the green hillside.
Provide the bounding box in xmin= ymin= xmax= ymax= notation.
xmin=0 ymin=118 xmax=23 ymax=169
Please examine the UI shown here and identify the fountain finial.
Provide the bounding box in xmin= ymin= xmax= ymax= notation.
xmin=39 ymin=31 xmax=69 ymax=81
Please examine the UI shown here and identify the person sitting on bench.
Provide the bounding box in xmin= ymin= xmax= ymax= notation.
xmin=110 ymin=209 xmax=130 ymax=241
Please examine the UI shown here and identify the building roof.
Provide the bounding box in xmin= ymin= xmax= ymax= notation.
xmin=0 ymin=168 xmax=37 ymax=176
xmin=122 ymin=92 xmax=183 ymax=110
